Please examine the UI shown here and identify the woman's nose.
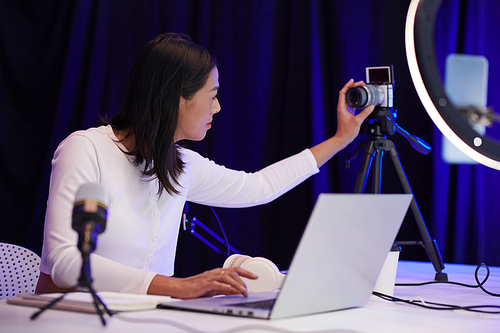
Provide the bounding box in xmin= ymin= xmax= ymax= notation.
xmin=213 ymin=98 xmax=221 ymax=113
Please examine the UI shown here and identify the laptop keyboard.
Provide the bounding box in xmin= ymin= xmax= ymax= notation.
xmin=229 ymin=299 xmax=276 ymax=309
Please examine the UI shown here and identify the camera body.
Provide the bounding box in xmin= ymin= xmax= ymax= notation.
xmin=346 ymin=65 xmax=394 ymax=108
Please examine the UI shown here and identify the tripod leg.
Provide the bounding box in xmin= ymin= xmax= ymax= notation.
xmin=387 ymin=145 xmax=447 ymax=281
xmin=88 ymin=288 xmax=108 ymax=326
xmin=30 ymin=285 xmax=79 ymax=321
xmin=372 ymin=149 xmax=383 ymax=194
xmin=353 ymin=141 xmax=376 ymax=193
xmin=78 ymin=262 xmax=113 ymax=325
xmin=88 ymin=284 xmax=113 ymax=317
xmin=76 ymin=274 xmax=112 ymax=325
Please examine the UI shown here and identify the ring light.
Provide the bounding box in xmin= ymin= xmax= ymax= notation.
xmin=405 ymin=0 xmax=500 ymax=169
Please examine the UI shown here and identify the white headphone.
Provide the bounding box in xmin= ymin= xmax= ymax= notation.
xmin=223 ymin=254 xmax=286 ymax=293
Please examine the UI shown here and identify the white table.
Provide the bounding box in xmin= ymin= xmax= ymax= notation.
xmin=1 ymin=261 xmax=499 ymax=333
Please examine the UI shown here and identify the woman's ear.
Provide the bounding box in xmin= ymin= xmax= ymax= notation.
xmin=178 ymin=96 xmax=186 ymax=113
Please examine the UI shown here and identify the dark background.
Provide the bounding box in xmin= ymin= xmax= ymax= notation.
xmin=1 ymin=0 xmax=499 ymax=279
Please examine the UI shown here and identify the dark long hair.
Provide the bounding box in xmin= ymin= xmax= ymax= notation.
xmin=105 ymin=33 xmax=216 ymax=195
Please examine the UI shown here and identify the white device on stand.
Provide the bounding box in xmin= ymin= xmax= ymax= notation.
xmin=442 ymin=54 xmax=489 ymax=164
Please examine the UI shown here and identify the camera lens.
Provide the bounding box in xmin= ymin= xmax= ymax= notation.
xmin=346 ymin=84 xmax=385 ymax=108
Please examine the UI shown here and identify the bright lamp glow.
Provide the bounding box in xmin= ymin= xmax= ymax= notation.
xmin=405 ymin=0 xmax=500 ymax=170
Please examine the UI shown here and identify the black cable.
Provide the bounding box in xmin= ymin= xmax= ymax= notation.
xmin=377 ymin=262 xmax=500 ymax=315
xmin=475 ymin=263 xmax=500 ymax=297
xmin=394 ymin=281 xmax=484 ymax=288
xmin=396 ymin=280 xmax=481 ymax=288
xmin=372 ymin=291 xmax=500 ymax=314
xmin=210 ymin=206 xmax=231 ymax=258
xmin=396 ymin=262 xmax=500 ymax=297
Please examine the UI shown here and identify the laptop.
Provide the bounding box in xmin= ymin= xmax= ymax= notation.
xmin=160 ymin=193 xmax=412 ymax=319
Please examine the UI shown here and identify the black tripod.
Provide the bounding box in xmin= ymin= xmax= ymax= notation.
xmin=31 ymin=222 xmax=113 ymax=325
xmin=345 ymin=108 xmax=448 ymax=281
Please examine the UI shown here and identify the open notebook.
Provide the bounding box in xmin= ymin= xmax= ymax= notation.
xmin=160 ymin=193 xmax=412 ymax=319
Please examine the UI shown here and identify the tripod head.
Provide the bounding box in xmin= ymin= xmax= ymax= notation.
xmin=360 ymin=106 xmax=431 ymax=155
xmin=361 ymin=107 xmax=398 ymax=137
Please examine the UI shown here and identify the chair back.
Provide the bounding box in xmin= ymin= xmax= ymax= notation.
xmin=0 ymin=243 xmax=41 ymax=299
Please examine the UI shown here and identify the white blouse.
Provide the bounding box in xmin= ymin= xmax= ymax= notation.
xmin=40 ymin=125 xmax=319 ymax=294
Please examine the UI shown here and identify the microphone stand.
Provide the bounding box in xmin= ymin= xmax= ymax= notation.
xmin=182 ymin=204 xmax=240 ymax=257
xmin=188 ymin=217 xmax=241 ymax=256
xmin=31 ymin=221 xmax=112 ymax=325
xmin=345 ymin=108 xmax=448 ymax=281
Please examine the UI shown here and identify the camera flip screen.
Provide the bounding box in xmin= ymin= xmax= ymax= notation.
xmin=366 ymin=65 xmax=393 ymax=84
xmin=368 ymin=69 xmax=389 ymax=83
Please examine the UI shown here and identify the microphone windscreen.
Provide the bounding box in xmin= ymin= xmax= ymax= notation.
xmin=72 ymin=183 xmax=109 ymax=233
xmin=74 ymin=183 xmax=109 ymax=208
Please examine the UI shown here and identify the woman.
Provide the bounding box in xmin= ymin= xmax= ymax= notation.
xmin=36 ymin=33 xmax=373 ymax=299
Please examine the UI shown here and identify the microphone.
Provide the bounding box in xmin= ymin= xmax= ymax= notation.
xmin=72 ymin=183 xmax=109 ymax=256
xmin=30 ymin=184 xmax=113 ymax=324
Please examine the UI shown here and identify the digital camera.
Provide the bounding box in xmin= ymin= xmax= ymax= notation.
xmin=346 ymin=65 xmax=394 ymax=109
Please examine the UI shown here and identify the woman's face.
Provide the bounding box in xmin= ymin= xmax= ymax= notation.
xmin=175 ymin=67 xmax=221 ymax=142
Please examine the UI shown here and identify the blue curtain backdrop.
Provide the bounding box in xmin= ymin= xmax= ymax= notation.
xmin=0 ymin=0 xmax=498 ymax=278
